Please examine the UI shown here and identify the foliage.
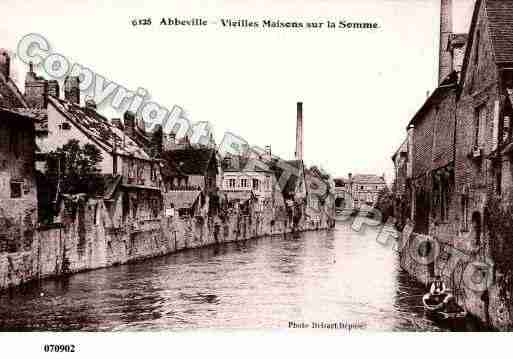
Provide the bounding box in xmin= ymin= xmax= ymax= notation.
xmin=150 ymin=125 xmax=163 ymax=158
xmin=375 ymin=186 xmax=394 ymax=223
xmin=45 ymin=139 xmax=104 ymax=195
xmin=38 ymin=140 xmax=104 ymax=224
xmin=484 ymin=190 xmax=513 ymax=304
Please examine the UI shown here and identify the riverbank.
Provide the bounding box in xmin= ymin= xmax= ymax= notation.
xmin=0 ymin=223 xmax=440 ymax=331
xmin=0 ymin=196 xmax=334 ymax=292
xmin=398 ymin=223 xmax=511 ymax=331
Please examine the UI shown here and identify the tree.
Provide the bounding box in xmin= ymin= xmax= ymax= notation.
xmin=150 ymin=125 xmax=163 ymax=157
xmin=375 ymin=186 xmax=394 ymax=223
xmin=45 ymin=139 xmax=104 ymax=196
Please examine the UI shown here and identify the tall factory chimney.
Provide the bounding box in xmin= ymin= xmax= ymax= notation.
xmin=295 ymin=102 xmax=303 ymax=161
xmin=439 ymin=0 xmax=453 ymax=84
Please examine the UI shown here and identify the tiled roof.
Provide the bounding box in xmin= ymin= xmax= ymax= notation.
xmin=226 ymin=190 xmax=255 ymax=202
xmin=269 ymin=159 xmax=304 ymax=196
xmin=164 ymin=190 xmax=201 ymax=209
xmin=162 ymin=148 xmax=215 ymax=175
xmin=48 ymin=96 xmax=150 ymax=160
xmin=0 ymin=72 xmax=28 ymax=109
xmin=351 ymin=174 xmax=385 ymax=184
xmin=221 ymin=155 xmax=271 ymax=172
xmin=0 ymin=106 xmax=37 ymax=122
xmin=486 ymin=0 xmax=513 ymax=63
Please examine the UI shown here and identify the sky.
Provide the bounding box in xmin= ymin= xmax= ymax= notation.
xmin=0 ymin=0 xmax=475 ymax=182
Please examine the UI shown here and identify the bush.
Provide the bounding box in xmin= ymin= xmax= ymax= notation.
xmin=375 ymin=186 xmax=394 ymax=223
xmin=485 ymin=190 xmax=513 ymax=304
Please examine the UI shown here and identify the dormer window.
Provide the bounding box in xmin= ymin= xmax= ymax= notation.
xmin=59 ymin=122 xmax=71 ymax=130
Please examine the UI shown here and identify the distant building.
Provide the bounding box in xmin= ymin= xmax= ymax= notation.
xmin=161 ymin=146 xmax=218 ymax=217
xmin=391 ymin=137 xmax=412 ymax=226
xmin=221 ymin=154 xmax=275 ymax=210
xmin=335 ymin=174 xmax=386 ymax=209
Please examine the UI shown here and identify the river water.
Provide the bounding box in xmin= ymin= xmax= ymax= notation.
xmin=0 ymin=223 xmax=482 ymax=331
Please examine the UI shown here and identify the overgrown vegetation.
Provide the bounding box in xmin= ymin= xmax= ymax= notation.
xmin=375 ymin=186 xmax=394 ymax=223
xmin=484 ymin=190 xmax=513 ymax=306
xmin=38 ymin=140 xmax=104 ymax=224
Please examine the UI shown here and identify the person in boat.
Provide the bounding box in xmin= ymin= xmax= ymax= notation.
xmin=430 ymin=275 xmax=447 ymax=296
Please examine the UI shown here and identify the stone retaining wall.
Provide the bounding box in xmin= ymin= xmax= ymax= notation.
xmin=0 ymin=199 xmax=334 ymax=291
xmin=399 ymin=223 xmax=513 ymax=330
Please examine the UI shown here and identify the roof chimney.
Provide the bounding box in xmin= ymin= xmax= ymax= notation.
xmin=0 ymin=49 xmax=10 ymax=79
xmin=124 ymin=111 xmax=136 ymax=139
xmin=84 ymin=98 xmax=97 ymax=116
xmin=47 ymin=80 xmax=60 ymax=99
xmin=64 ymin=76 xmax=80 ymax=104
xmin=111 ymin=118 xmax=123 ymax=130
xmin=163 ymin=132 xmax=177 ymax=151
xmin=25 ymin=65 xmax=48 ymax=109
xmin=439 ymin=0 xmax=453 ymax=84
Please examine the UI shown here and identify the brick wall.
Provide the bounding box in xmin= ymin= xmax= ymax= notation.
xmin=432 ymin=91 xmax=457 ymax=170
xmin=413 ymin=108 xmax=435 ymax=179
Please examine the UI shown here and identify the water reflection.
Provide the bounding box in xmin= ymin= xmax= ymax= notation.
xmin=0 ymin=224 xmax=484 ymax=331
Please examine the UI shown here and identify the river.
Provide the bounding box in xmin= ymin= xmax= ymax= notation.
xmin=0 ymin=223 xmax=483 ymax=331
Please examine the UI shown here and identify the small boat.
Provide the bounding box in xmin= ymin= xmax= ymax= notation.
xmin=422 ymin=292 xmax=467 ymax=320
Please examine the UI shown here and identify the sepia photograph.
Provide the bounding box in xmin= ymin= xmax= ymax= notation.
xmin=0 ymin=0 xmax=511 ymax=356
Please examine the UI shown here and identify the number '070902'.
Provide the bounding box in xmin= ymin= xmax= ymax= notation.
xmin=43 ymin=344 xmax=76 ymax=353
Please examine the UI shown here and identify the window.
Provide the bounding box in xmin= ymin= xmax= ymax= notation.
xmin=228 ymin=179 xmax=236 ymax=188
xmin=474 ymin=30 xmax=480 ymax=67
xmin=206 ymin=177 xmax=214 ymax=188
xmin=59 ymin=122 xmax=71 ymax=130
xmin=252 ymin=178 xmax=259 ymax=190
xmin=440 ymin=182 xmax=449 ymax=221
xmin=150 ymin=164 xmax=157 ymax=182
xmin=504 ymin=116 xmax=511 ymax=143
xmin=461 ymin=196 xmax=469 ymax=232
xmin=471 ymin=212 xmax=482 ymax=245
xmin=474 ymin=105 xmax=487 ymax=149
xmin=240 ymin=179 xmax=248 ymax=188
xmin=10 ymin=181 xmax=22 ymax=198
xmin=495 ymin=164 xmax=502 ymax=195
xmin=360 ymin=186 xmax=364 ymax=190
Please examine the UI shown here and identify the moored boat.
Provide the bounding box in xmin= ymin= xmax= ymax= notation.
xmin=422 ymin=292 xmax=467 ymax=320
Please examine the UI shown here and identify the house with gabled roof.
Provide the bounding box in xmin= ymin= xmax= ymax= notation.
xmin=0 ymin=51 xmax=39 ymax=255
xmin=454 ymin=0 xmax=513 ymax=244
xmin=221 ymin=154 xmax=275 ymax=210
xmin=160 ymin=146 xmax=218 ymax=217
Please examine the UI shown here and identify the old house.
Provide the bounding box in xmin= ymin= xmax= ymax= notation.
xmin=455 ymin=0 xmax=513 ymax=246
xmin=304 ymin=166 xmax=335 ymax=228
xmin=345 ymin=173 xmax=387 ymax=209
xmin=161 ymin=147 xmax=218 ymax=217
xmin=391 ymin=137 xmax=412 ymax=227
xmin=21 ymin=66 xmax=165 ymax=230
xmin=0 ymin=50 xmax=39 ymax=254
xmin=392 ymin=0 xmax=468 ymax=236
xmin=0 ymin=108 xmax=38 ymax=254
xmin=408 ymin=72 xmax=460 ymax=235
xmin=221 ymin=154 xmax=275 ymax=211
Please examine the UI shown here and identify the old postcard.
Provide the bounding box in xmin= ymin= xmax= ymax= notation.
xmin=0 ymin=0 xmax=510 ymax=356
